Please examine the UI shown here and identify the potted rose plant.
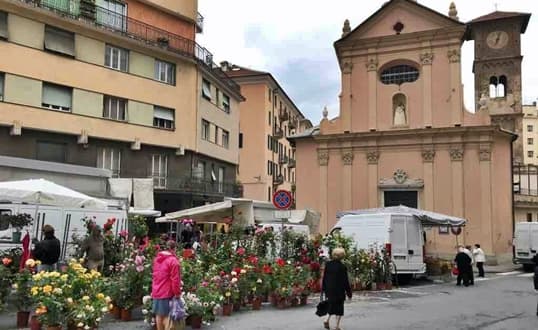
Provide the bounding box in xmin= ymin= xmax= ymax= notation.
xmin=184 ymin=292 xmax=204 ymax=329
xmin=13 ymin=266 xmax=33 ymax=327
xmin=8 ymin=213 xmax=33 ymax=242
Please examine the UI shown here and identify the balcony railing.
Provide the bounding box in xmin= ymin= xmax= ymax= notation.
xmin=273 ymin=174 xmax=284 ymax=186
xmin=151 ymin=175 xmax=243 ymax=197
xmin=196 ymin=12 xmax=204 ymax=33
xmin=513 ymin=163 xmax=538 ymax=196
xmin=288 ymin=158 xmax=296 ymax=168
xmin=278 ymin=155 xmax=288 ymax=165
xmin=22 ymin=0 xmax=240 ymax=94
xmin=288 ymin=120 xmax=296 ymax=129
xmin=279 ymin=111 xmax=289 ymax=121
xmin=273 ymin=126 xmax=283 ymax=139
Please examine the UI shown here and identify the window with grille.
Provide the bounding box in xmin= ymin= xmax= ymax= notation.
xmin=103 ymin=96 xmax=127 ymax=121
xmin=154 ymin=60 xmax=175 ymax=85
xmin=222 ymin=130 xmax=229 ymax=148
xmin=42 ymin=83 xmax=72 ymax=112
xmin=151 ymin=154 xmax=167 ymax=189
xmin=96 ymin=0 xmax=127 ymax=32
xmin=201 ymin=120 xmax=210 ymax=140
xmin=105 ymin=45 xmax=129 ymax=72
xmin=96 ymin=147 xmax=121 ymax=177
xmin=153 ymin=106 xmax=174 ymax=129
xmin=380 ymin=65 xmax=419 ymax=85
xmin=202 ymin=79 xmax=211 ymax=100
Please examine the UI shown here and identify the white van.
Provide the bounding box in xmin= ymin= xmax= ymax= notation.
xmin=331 ymin=213 xmax=426 ymax=275
xmin=0 ymin=202 xmax=127 ymax=260
xmin=513 ymin=222 xmax=538 ymax=271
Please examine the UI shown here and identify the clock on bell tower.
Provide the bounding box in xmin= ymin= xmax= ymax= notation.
xmin=466 ymin=11 xmax=531 ymax=163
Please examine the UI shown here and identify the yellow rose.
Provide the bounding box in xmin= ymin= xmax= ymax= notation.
xmin=225 ymin=292 xmax=231 ymax=297
xmin=66 ymin=298 xmax=74 ymax=304
xmin=96 ymin=293 xmax=105 ymax=300
xmin=35 ymin=260 xmax=41 ymax=266
xmin=82 ymin=296 xmax=90 ymax=301
xmin=42 ymin=285 xmax=53 ymax=294
xmin=25 ymin=259 xmax=35 ymax=268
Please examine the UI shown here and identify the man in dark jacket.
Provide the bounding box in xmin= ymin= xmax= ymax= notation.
xmin=32 ymin=224 xmax=61 ymax=272
xmin=455 ymin=246 xmax=472 ymax=287
xmin=532 ymin=254 xmax=538 ymax=316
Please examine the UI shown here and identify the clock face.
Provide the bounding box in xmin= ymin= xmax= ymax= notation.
xmin=486 ymin=31 xmax=509 ymax=49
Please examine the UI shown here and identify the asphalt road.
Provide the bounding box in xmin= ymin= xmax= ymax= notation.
xmin=1 ymin=271 xmax=536 ymax=330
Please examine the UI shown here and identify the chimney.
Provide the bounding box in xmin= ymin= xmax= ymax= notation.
xmin=220 ymin=61 xmax=230 ymax=71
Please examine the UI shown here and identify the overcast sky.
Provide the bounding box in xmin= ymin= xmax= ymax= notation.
xmin=197 ymin=0 xmax=537 ymax=123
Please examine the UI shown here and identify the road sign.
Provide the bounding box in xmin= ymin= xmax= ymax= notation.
xmin=274 ymin=210 xmax=291 ymax=219
xmin=272 ymin=190 xmax=293 ymax=210
xmin=451 ymin=226 xmax=462 ymax=236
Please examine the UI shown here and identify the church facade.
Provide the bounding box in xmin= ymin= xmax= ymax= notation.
xmin=292 ymin=0 xmax=531 ymax=263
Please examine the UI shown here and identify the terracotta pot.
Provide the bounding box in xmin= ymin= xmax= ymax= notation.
xmin=252 ymin=297 xmax=262 ymax=310
xmin=376 ymin=283 xmax=385 ymax=291
xmin=262 ymin=294 xmax=269 ymax=303
xmin=16 ymin=311 xmax=30 ymax=328
xmin=300 ymin=295 xmax=308 ymax=306
xmin=269 ymin=294 xmax=276 ymax=306
xmin=385 ymin=282 xmax=393 ymax=290
xmin=47 ymin=326 xmax=62 ymax=330
xmin=120 ymin=308 xmax=132 ymax=321
xmin=276 ymin=297 xmax=288 ymax=309
xmin=232 ymin=302 xmax=241 ymax=312
xmin=186 ymin=316 xmax=191 ymax=326
xmin=30 ymin=315 xmax=41 ymax=330
xmin=111 ymin=305 xmax=121 ymax=319
xmin=190 ymin=315 xmax=202 ymax=329
xmin=290 ymin=296 xmax=298 ymax=307
xmin=222 ymin=303 xmax=233 ymax=316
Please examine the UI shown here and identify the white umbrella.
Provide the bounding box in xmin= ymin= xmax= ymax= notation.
xmin=0 ymin=178 xmax=108 ymax=209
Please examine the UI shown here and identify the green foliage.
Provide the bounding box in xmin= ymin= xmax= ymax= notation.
xmin=129 ymin=215 xmax=149 ymax=239
xmin=7 ymin=213 xmax=33 ymax=231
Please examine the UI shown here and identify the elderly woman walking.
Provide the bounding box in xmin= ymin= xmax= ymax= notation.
xmin=151 ymin=240 xmax=181 ymax=330
xmin=321 ymin=247 xmax=352 ymax=330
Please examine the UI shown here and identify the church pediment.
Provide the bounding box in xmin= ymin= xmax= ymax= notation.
xmin=337 ymin=0 xmax=464 ymax=43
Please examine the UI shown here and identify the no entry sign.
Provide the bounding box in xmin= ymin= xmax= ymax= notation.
xmin=272 ymin=190 xmax=293 ymax=210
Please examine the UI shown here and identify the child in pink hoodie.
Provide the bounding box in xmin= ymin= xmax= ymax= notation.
xmin=151 ymin=240 xmax=181 ymax=330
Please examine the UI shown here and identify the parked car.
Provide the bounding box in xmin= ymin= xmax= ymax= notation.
xmin=513 ymin=222 xmax=538 ymax=271
xmin=330 ymin=212 xmax=426 ymax=277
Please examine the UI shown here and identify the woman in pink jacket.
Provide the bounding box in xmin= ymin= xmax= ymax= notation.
xmin=152 ymin=240 xmax=182 ymax=330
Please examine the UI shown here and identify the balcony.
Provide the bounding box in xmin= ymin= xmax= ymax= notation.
xmin=278 ymin=155 xmax=288 ymax=165
xmin=273 ymin=126 xmax=283 ymax=139
xmin=279 ymin=111 xmax=289 ymax=121
xmin=196 ymin=12 xmax=204 ymax=33
xmin=273 ymin=174 xmax=284 ymax=186
xmin=288 ymin=120 xmax=296 ymax=129
xmin=21 ymin=0 xmax=239 ymax=94
xmin=151 ymin=175 xmax=243 ymax=197
xmin=288 ymin=158 xmax=296 ymax=168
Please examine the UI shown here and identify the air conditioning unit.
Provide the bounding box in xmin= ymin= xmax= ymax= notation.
xmin=175 ymin=145 xmax=185 ymax=156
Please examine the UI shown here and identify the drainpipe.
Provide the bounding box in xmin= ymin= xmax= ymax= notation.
xmin=510 ymin=133 xmax=517 ymax=260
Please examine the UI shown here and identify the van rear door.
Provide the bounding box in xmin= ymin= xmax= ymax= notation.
xmin=515 ymin=223 xmax=531 ymax=259
xmin=390 ymin=216 xmax=408 ymax=266
xmin=406 ymin=217 xmax=424 ymax=271
xmin=530 ymin=223 xmax=538 ymax=257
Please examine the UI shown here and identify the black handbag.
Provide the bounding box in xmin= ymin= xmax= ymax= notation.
xmin=315 ymin=293 xmax=329 ymax=317
xmin=534 ymin=265 xmax=538 ymax=290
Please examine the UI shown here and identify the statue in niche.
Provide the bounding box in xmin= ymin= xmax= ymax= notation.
xmin=393 ymin=93 xmax=407 ymax=126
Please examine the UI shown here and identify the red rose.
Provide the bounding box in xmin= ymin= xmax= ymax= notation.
xmin=237 ymin=247 xmax=246 ymax=256
xmin=276 ymin=258 xmax=286 ymax=267
xmin=263 ymin=264 xmax=272 ymax=274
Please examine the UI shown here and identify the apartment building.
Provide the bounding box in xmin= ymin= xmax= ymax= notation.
xmin=0 ymin=0 xmax=243 ymax=213
xmin=522 ymin=103 xmax=538 ymax=165
xmin=222 ymin=62 xmax=312 ymax=206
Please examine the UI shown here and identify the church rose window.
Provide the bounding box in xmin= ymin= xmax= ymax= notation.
xmin=380 ymin=65 xmax=419 ymax=85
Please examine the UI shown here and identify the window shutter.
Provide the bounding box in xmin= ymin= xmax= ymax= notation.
xmin=45 ymin=26 xmax=75 ymax=56
xmin=154 ymin=106 xmax=174 ymax=120
xmin=42 ymin=83 xmax=72 ymax=109
xmin=0 ymin=11 xmax=7 ymax=39
xmin=0 ymin=74 xmax=4 ymax=99
xmin=202 ymin=80 xmax=211 ymax=99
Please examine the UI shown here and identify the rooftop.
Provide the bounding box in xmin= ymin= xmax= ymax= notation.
xmin=468 ymin=11 xmax=531 ymax=33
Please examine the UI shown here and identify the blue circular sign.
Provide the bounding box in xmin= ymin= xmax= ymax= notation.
xmin=273 ymin=190 xmax=293 ymax=209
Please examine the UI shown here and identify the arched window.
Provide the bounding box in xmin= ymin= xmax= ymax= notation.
xmin=380 ymin=65 xmax=419 ymax=85
xmin=497 ymin=75 xmax=507 ymax=98
xmin=489 ymin=76 xmax=498 ymax=98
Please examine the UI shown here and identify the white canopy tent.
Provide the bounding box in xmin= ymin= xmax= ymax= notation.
xmin=337 ymin=205 xmax=466 ymax=227
xmin=0 ymin=178 xmax=108 ymax=209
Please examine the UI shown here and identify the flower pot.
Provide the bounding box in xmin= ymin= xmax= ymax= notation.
xmin=111 ymin=305 xmax=121 ymax=319
xmin=16 ymin=311 xmax=30 ymax=328
xmin=233 ymin=302 xmax=241 ymax=312
xmin=290 ymin=296 xmax=298 ymax=307
xmin=12 ymin=231 xmax=22 ymax=243
xmin=300 ymin=295 xmax=308 ymax=306
xmin=222 ymin=303 xmax=233 ymax=316
xmin=120 ymin=308 xmax=132 ymax=321
xmin=190 ymin=315 xmax=202 ymax=329
xmin=385 ymin=282 xmax=393 ymax=290
xmin=276 ymin=297 xmax=288 ymax=309
xmin=252 ymin=297 xmax=262 ymax=310
xmin=376 ymin=282 xmax=385 ymax=291
xmin=30 ymin=315 xmax=41 ymax=330
xmin=47 ymin=326 xmax=62 ymax=330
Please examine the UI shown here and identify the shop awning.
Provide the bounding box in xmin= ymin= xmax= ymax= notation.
xmin=156 ymin=198 xmax=253 ymax=224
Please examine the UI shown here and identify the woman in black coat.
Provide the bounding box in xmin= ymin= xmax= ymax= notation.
xmin=321 ymin=247 xmax=352 ymax=330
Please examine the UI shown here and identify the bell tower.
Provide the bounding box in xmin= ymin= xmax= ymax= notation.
xmin=466 ymin=11 xmax=531 ymax=163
